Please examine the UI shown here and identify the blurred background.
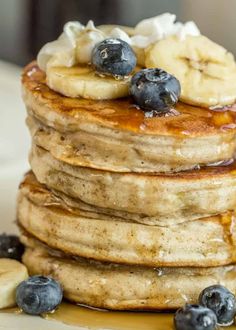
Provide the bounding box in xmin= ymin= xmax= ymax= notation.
xmin=0 ymin=0 xmax=236 ymax=66
xmin=0 ymin=0 xmax=235 ymax=232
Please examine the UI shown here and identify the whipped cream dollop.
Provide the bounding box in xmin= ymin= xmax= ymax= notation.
xmin=37 ymin=13 xmax=200 ymax=71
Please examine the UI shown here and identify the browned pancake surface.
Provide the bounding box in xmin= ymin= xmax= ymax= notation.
xmin=22 ymin=62 xmax=236 ymax=137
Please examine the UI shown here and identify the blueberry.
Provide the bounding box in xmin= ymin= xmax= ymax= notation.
xmin=16 ymin=275 xmax=63 ymax=315
xmin=91 ymin=38 xmax=136 ymax=76
xmin=174 ymin=304 xmax=217 ymax=330
xmin=130 ymin=68 xmax=181 ymax=114
xmin=0 ymin=234 xmax=24 ymax=261
xmin=199 ymin=285 xmax=236 ymax=325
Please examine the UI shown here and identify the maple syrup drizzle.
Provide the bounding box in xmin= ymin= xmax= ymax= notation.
xmin=23 ymin=62 xmax=236 ymax=137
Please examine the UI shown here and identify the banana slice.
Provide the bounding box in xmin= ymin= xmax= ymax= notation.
xmin=0 ymin=258 xmax=28 ymax=309
xmin=47 ymin=65 xmax=134 ymax=100
xmin=145 ymin=35 xmax=236 ymax=108
xmin=132 ymin=46 xmax=145 ymax=67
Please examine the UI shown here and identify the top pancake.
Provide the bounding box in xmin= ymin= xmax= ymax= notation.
xmin=22 ymin=62 xmax=236 ymax=136
xmin=22 ymin=62 xmax=236 ymax=172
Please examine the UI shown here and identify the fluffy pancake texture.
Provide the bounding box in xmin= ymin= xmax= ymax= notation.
xmin=18 ymin=173 xmax=236 ymax=267
xmin=30 ymin=145 xmax=236 ymax=223
xmin=22 ymin=234 xmax=236 ymax=310
xmin=19 ymin=53 xmax=236 ymax=312
xmin=23 ymin=62 xmax=236 ymax=173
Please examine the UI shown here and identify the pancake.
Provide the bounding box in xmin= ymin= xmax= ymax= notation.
xmin=23 ymin=62 xmax=236 ymax=173
xmin=30 ymin=145 xmax=236 ymax=223
xmin=18 ymin=173 xmax=236 ymax=267
xmin=22 ymin=234 xmax=236 ymax=310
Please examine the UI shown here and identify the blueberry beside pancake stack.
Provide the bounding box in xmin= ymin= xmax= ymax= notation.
xmin=17 ymin=15 xmax=236 ymax=310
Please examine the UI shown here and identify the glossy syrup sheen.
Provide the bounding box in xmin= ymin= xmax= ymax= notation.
xmin=23 ymin=62 xmax=236 ymax=136
xmin=46 ymin=303 xmax=173 ymax=330
xmin=3 ymin=302 xmax=236 ymax=330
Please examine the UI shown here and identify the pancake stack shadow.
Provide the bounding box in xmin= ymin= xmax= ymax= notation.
xmin=17 ymin=62 xmax=236 ymax=310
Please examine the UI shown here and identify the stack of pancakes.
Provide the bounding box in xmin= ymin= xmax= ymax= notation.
xmin=17 ymin=62 xmax=236 ymax=310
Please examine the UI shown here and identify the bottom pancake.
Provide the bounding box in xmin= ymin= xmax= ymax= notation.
xmin=21 ymin=234 xmax=236 ymax=310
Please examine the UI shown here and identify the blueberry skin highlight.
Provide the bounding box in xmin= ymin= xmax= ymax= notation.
xmin=92 ymin=38 xmax=136 ymax=76
xmin=174 ymin=304 xmax=217 ymax=330
xmin=16 ymin=275 xmax=63 ymax=315
xmin=0 ymin=234 xmax=24 ymax=261
xmin=199 ymin=285 xmax=236 ymax=325
xmin=130 ymin=68 xmax=181 ymax=113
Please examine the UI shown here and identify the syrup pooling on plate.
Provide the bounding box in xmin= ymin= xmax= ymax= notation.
xmin=1 ymin=303 xmax=173 ymax=330
xmin=24 ymin=63 xmax=236 ymax=137
xmin=44 ymin=302 xmax=173 ymax=330
xmin=3 ymin=302 xmax=236 ymax=330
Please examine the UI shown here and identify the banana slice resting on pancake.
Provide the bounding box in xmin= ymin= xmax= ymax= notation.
xmin=145 ymin=35 xmax=236 ymax=108
xmin=47 ymin=65 xmax=133 ymax=100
